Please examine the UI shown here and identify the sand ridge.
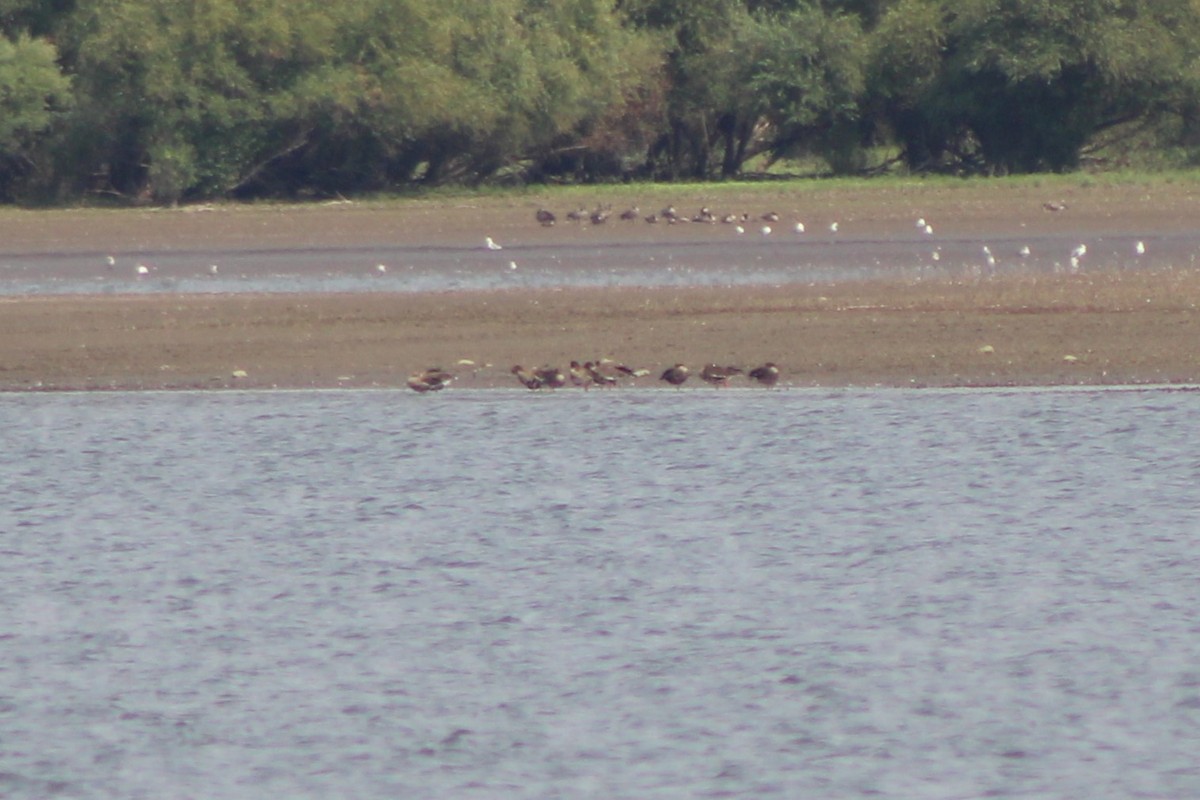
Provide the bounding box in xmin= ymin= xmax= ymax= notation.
xmin=3 ymin=182 xmax=1200 ymax=391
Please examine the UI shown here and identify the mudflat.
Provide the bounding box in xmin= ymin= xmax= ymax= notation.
xmin=2 ymin=180 xmax=1199 ymax=391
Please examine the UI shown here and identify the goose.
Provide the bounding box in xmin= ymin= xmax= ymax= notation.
xmin=700 ymin=364 xmax=743 ymax=387
xmin=407 ymin=368 xmax=454 ymax=393
xmin=533 ymin=365 xmax=567 ymax=389
xmin=660 ymin=364 xmax=689 ymax=387
xmin=511 ymin=365 xmax=544 ymax=390
xmin=535 ymin=208 xmax=556 ymax=226
xmin=585 ymin=361 xmax=618 ymax=388
xmin=569 ymin=360 xmax=592 ymax=389
xmin=748 ymin=363 xmax=780 ymax=387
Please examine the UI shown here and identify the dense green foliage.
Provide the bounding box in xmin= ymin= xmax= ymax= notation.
xmin=1 ymin=0 xmax=1198 ymax=202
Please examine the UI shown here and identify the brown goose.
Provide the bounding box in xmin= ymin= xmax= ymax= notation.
xmin=619 ymin=206 xmax=640 ymax=221
xmin=533 ymin=365 xmax=567 ymax=389
xmin=748 ymin=362 xmax=780 ymax=387
xmin=511 ymin=365 xmax=544 ymax=390
xmin=613 ymin=363 xmax=650 ymax=378
xmin=660 ymin=364 xmax=689 ymax=387
xmin=700 ymin=364 xmax=743 ymax=387
xmin=569 ymin=360 xmax=592 ymax=389
xmin=407 ymin=367 xmax=454 ymax=393
xmin=535 ymin=208 xmax=556 ymax=226
xmin=585 ymin=361 xmax=618 ymax=388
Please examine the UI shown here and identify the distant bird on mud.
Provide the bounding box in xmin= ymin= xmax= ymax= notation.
xmin=700 ymin=364 xmax=743 ymax=387
xmin=511 ymin=365 xmax=567 ymax=390
xmin=533 ymin=365 xmax=567 ymax=389
xmin=660 ymin=364 xmax=689 ymax=387
xmin=535 ymin=208 xmax=556 ymax=226
xmin=748 ymin=363 xmax=780 ymax=387
xmin=407 ymin=368 xmax=454 ymax=393
xmin=569 ymin=360 xmax=592 ymax=389
xmin=511 ymin=365 xmax=545 ymax=390
xmin=585 ymin=361 xmax=618 ymax=388
xmin=485 ymin=237 xmax=503 ymax=250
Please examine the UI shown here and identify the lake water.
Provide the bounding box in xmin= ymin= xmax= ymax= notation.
xmin=1 ymin=231 xmax=1191 ymax=295
xmin=2 ymin=387 xmax=1199 ymax=798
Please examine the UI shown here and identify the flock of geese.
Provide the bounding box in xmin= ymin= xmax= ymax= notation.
xmin=407 ymin=361 xmax=780 ymax=393
xmin=536 ymin=204 xmax=804 ymax=232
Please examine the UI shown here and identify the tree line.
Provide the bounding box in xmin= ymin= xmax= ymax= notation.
xmin=1 ymin=0 xmax=1198 ymax=204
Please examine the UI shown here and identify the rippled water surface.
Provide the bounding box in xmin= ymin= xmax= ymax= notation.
xmin=3 ymin=388 xmax=1199 ymax=798
xmin=1 ymin=231 xmax=1193 ymax=295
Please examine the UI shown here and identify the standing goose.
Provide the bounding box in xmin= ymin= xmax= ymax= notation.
xmin=585 ymin=361 xmax=618 ymax=388
xmin=700 ymin=364 xmax=743 ymax=387
xmin=407 ymin=367 xmax=454 ymax=393
xmin=660 ymin=364 xmax=689 ymax=387
xmin=569 ymin=360 xmax=592 ymax=389
xmin=535 ymin=208 xmax=556 ymax=226
xmin=511 ymin=365 xmax=544 ymax=390
xmin=533 ymin=365 xmax=567 ymax=389
xmin=748 ymin=363 xmax=780 ymax=387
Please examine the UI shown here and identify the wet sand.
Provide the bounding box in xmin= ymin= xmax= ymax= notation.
xmin=3 ymin=181 xmax=1200 ymax=391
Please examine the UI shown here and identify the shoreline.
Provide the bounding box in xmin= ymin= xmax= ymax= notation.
xmin=4 ymin=270 xmax=1200 ymax=392
xmin=4 ymin=180 xmax=1200 ymax=393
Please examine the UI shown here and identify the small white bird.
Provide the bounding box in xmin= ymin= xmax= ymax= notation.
xmin=916 ymin=218 xmax=926 ymax=228
xmin=794 ymin=222 xmax=805 ymax=233
xmin=932 ymin=249 xmax=941 ymax=262
xmin=1018 ymin=245 xmax=1031 ymax=258
xmin=375 ymin=263 xmax=387 ymax=274
xmin=1072 ymin=243 xmax=1087 ymax=259
xmin=923 ymin=224 xmax=934 ymax=235
xmin=1135 ymin=241 xmax=1146 ymax=255
xmin=105 ymin=255 xmax=116 ymax=267
xmin=508 ymin=260 xmax=518 ymax=270
xmin=1070 ymin=256 xmax=1081 ymax=272
xmin=735 ymin=225 xmax=745 ymax=234
xmin=982 ymin=245 xmax=996 ymax=269
xmin=761 ymin=225 xmax=772 ymax=236
xmin=485 ymin=237 xmax=503 ymax=251
xmin=209 ymin=264 xmax=220 ymax=275
xmin=135 ymin=263 xmax=150 ymax=276
xmin=829 ymin=222 xmax=839 ymax=233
